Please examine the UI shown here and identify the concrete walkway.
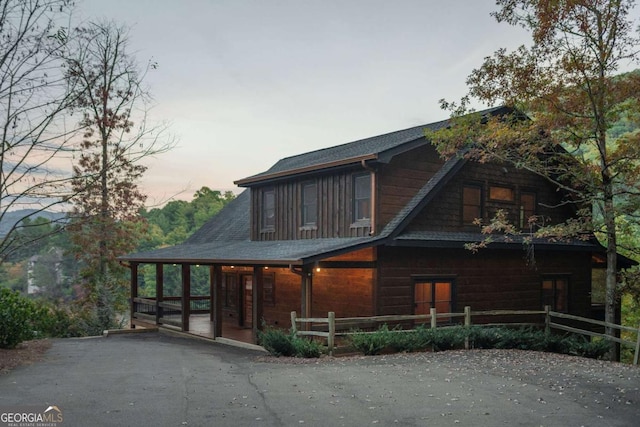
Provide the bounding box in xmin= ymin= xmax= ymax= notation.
xmin=1 ymin=332 xmax=638 ymax=426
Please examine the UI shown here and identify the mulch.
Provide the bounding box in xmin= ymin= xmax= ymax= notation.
xmin=0 ymin=339 xmax=52 ymax=375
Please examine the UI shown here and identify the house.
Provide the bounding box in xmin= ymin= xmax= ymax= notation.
xmin=120 ymin=106 xmax=625 ymax=343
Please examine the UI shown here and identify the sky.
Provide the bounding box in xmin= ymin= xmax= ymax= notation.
xmin=76 ymin=1 xmax=546 ymax=206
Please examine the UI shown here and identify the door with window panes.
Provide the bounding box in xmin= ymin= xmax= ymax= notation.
xmin=414 ymin=279 xmax=453 ymax=321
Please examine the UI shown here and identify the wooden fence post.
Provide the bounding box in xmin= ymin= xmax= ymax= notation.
xmin=464 ymin=306 xmax=471 ymax=350
xmin=634 ymin=322 xmax=640 ymax=366
xmin=290 ymin=311 xmax=297 ymax=334
xmin=430 ymin=308 xmax=437 ymax=329
xmin=328 ymin=311 xmax=335 ymax=356
xmin=544 ymin=305 xmax=551 ymax=335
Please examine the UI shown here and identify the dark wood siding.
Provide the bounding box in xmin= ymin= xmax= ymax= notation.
xmin=376 ymin=246 xmax=591 ymax=318
xmin=250 ymin=169 xmax=372 ymax=240
xmin=377 ymin=146 xmax=445 ymax=228
xmin=407 ymin=160 xmax=576 ymax=232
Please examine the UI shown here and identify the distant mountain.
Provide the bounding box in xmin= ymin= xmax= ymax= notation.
xmin=0 ymin=210 xmax=67 ymax=237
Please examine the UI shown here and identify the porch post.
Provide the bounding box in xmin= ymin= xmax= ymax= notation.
xmin=301 ymin=266 xmax=313 ymax=329
xmin=130 ymin=262 xmax=138 ymax=329
xmin=155 ymin=264 xmax=164 ymax=325
xmin=212 ymin=265 xmax=223 ymax=338
xmin=181 ymin=264 xmax=191 ymax=331
xmin=252 ymin=266 xmax=264 ymax=343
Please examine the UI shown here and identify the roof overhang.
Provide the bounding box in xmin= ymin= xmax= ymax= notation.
xmin=234 ymin=154 xmax=379 ymax=187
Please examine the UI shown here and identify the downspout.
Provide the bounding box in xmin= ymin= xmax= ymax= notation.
xmin=361 ymin=159 xmax=376 ymax=235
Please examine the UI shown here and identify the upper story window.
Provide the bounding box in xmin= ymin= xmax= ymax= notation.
xmin=462 ymin=185 xmax=482 ymax=225
xmin=302 ymin=181 xmax=317 ymax=226
xmin=520 ymin=192 xmax=536 ymax=228
xmin=489 ymin=185 xmax=515 ymax=202
xmin=353 ymin=173 xmax=371 ymax=222
xmin=262 ymin=187 xmax=275 ymax=231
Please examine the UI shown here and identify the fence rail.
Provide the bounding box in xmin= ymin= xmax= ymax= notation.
xmin=291 ymin=306 xmax=640 ymax=364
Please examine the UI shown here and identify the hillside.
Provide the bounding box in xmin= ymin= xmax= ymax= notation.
xmin=0 ymin=210 xmax=67 ymax=237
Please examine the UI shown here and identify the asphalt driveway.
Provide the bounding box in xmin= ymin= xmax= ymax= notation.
xmin=1 ymin=332 xmax=638 ymax=426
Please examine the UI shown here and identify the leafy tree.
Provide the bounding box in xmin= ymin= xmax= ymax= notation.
xmin=64 ymin=21 xmax=173 ymax=329
xmin=428 ymin=0 xmax=640 ymax=359
xmin=0 ymin=0 xmax=85 ymax=261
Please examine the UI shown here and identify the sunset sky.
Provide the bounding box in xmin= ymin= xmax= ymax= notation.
xmin=78 ymin=0 xmax=639 ymax=207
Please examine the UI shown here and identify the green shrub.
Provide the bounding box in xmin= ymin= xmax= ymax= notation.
xmin=293 ymin=336 xmax=322 ymax=358
xmin=348 ymin=324 xmax=393 ymax=355
xmin=258 ymin=326 xmax=323 ymax=358
xmin=258 ymin=326 xmax=296 ymax=357
xmin=430 ymin=326 xmax=467 ymax=351
xmin=0 ymin=288 xmax=47 ymax=348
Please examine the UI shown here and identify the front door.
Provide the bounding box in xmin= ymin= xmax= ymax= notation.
xmin=242 ymin=274 xmax=253 ymax=328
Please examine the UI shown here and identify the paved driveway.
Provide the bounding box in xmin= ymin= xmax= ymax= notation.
xmin=1 ymin=332 xmax=638 ymax=426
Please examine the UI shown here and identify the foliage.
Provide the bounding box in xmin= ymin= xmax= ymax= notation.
xmin=139 ymin=187 xmax=236 ymax=249
xmin=258 ymin=326 xmax=323 ymax=358
xmin=428 ymin=0 xmax=640 ymax=360
xmin=348 ymin=324 xmax=394 ymax=355
xmin=63 ymin=21 xmax=173 ymax=331
xmin=0 ymin=0 xmax=84 ymax=262
xmin=347 ymin=324 xmax=610 ymax=360
xmin=0 ymin=289 xmax=48 ymax=348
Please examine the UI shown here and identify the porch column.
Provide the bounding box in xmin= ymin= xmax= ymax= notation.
xmin=130 ymin=262 xmax=138 ymax=329
xmin=181 ymin=263 xmax=191 ymax=331
xmin=252 ymin=266 xmax=264 ymax=343
xmin=301 ymin=266 xmax=313 ymax=329
xmin=211 ymin=265 xmax=223 ymax=338
xmin=155 ymin=263 xmax=164 ymax=325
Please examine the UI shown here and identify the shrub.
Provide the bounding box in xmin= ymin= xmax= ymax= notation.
xmin=430 ymin=326 xmax=467 ymax=351
xmin=293 ymin=336 xmax=322 ymax=358
xmin=258 ymin=327 xmax=296 ymax=357
xmin=0 ymin=288 xmax=48 ymax=348
xmin=258 ymin=326 xmax=322 ymax=358
xmin=348 ymin=324 xmax=393 ymax=355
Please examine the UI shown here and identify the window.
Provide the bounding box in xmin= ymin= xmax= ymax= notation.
xmin=302 ymin=181 xmax=317 ymax=226
xmin=415 ymin=279 xmax=454 ymax=322
xmin=520 ymin=192 xmax=536 ymax=228
xmin=462 ymin=185 xmax=482 ymax=225
xmin=542 ymin=276 xmax=569 ymax=312
xmin=489 ymin=185 xmax=515 ymax=202
xmin=353 ymin=173 xmax=371 ymax=222
xmin=262 ymin=187 xmax=275 ymax=230
xmin=263 ymin=273 xmax=275 ymax=305
xmin=222 ymin=273 xmax=237 ymax=308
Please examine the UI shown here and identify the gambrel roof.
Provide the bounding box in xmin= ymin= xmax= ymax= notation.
xmin=120 ymin=106 xmax=607 ymax=266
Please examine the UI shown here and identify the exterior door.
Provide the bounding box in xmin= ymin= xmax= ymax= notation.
xmin=242 ymin=274 xmax=253 ymax=327
xmin=415 ymin=280 xmax=453 ymax=320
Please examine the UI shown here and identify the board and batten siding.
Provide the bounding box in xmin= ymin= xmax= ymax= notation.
xmin=250 ymin=169 xmax=371 ymax=241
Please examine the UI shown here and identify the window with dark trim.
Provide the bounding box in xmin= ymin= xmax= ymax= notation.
xmin=414 ymin=279 xmax=454 ymax=322
xmin=489 ymin=185 xmax=515 ymax=202
xmin=262 ymin=187 xmax=275 ymax=231
xmin=520 ymin=192 xmax=536 ymax=228
xmin=353 ymin=173 xmax=371 ymax=222
xmin=263 ymin=273 xmax=275 ymax=305
xmin=462 ymin=185 xmax=482 ymax=225
xmin=542 ymin=276 xmax=569 ymax=312
xmin=222 ymin=273 xmax=237 ymax=309
xmin=302 ymin=181 xmax=317 ymax=226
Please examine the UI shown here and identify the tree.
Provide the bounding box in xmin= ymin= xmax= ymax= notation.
xmin=0 ymin=0 xmax=83 ymax=262
xmin=429 ymin=0 xmax=640 ymax=359
xmin=65 ymin=21 xmax=173 ymax=328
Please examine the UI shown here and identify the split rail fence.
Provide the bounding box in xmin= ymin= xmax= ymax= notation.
xmin=290 ymin=306 xmax=640 ymax=364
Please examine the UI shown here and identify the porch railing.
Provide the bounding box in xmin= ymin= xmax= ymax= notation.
xmin=290 ymin=306 xmax=640 ymax=364
xmin=132 ymin=296 xmax=210 ymax=328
